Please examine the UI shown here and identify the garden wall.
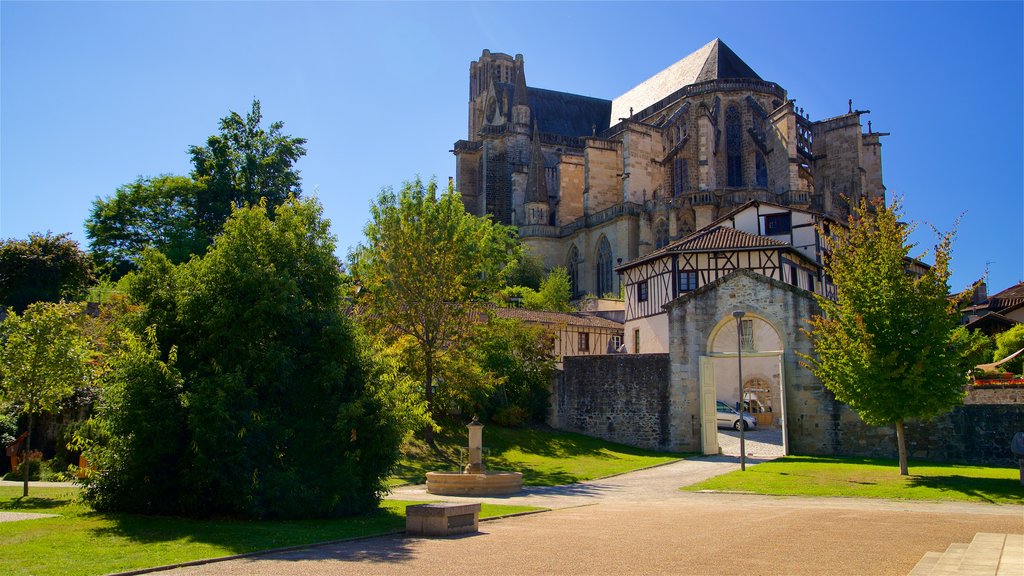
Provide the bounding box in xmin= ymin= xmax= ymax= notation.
xmin=825 ymin=402 xmax=1024 ymax=467
xmin=553 ymin=354 xmax=671 ymax=450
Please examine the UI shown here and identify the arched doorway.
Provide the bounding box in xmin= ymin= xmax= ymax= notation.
xmin=699 ymin=313 xmax=787 ymax=458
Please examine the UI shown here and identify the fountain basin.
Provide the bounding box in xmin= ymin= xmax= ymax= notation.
xmin=426 ymin=471 xmax=523 ymax=496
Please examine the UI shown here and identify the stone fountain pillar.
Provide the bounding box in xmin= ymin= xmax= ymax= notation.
xmin=464 ymin=416 xmax=485 ymax=474
xmin=425 ymin=416 xmax=522 ymax=496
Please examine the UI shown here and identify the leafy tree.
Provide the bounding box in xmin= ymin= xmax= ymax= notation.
xmin=801 ymin=198 xmax=964 ymax=476
xmin=948 ymin=326 xmax=994 ymax=375
xmin=506 ymin=252 xmax=546 ymax=291
xmin=0 ymin=301 xmax=93 ymax=495
xmin=85 ymin=100 xmax=306 ymax=276
xmin=350 ymin=177 xmax=518 ymax=447
xmin=189 ymin=99 xmax=307 ymax=242
xmin=84 ymin=197 xmax=400 ymax=519
xmin=86 ymin=175 xmax=204 ymax=278
xmin=522 ymin=267 xmax=573 ymax=312
xmin=992 ymin=324 xmax=1024 ymax=375
xmin=471 ymin=317 xmax=556 ymax=425
xmin=0 ymin=233 xmax=95 ymax=312
xmin=77 ymin=327 xmax=186 ymax=513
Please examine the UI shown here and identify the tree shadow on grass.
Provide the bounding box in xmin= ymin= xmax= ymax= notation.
xmin=907 ymin=474 xmax=1024 ymax=504
xmin=0 ymin=495 xmax=73 ymax=511
xmin=86 ymin=504 xmax=420 ymax=564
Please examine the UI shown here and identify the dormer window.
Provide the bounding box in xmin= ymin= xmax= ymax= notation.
xmin=764 ymin=213 xmax=791 ymax=235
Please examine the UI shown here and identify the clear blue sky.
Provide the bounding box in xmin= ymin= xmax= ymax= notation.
xmin=2 ymin=1 xmax=1021 ymax=293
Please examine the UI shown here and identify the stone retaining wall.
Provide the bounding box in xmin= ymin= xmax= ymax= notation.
xmin=965 ymin=384 xmax=1024 ymax=405
xmin=825 ymin=403 xmax=1024 ymax=467
xmin=554 ymin=354 xmax=671 ymax=450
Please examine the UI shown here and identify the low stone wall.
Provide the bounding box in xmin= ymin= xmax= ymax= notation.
xmin=965 ymin=384 xmax=1024 ymax=405
xmin=554 ymin=354 xmax=671 ymax=450
xmin=818 ymin=402 xmax=1024 ymax=468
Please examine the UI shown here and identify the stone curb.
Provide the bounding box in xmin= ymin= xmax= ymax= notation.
xmin=104 ymin=508 xmax=550 ymax=576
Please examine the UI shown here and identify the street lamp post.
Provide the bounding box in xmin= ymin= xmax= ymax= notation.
xmin=733 ymin=310 xmax=747 ymax=471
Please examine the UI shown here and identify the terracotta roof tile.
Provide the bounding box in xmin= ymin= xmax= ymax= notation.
xmin=489 ymin=306 xmax=623 ymax=330
xmin=618 ymin=226 xmax=786 ymax=271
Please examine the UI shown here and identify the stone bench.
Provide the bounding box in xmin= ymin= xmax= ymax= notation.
xmin=405 ymin=503 xmax=481 ymax=537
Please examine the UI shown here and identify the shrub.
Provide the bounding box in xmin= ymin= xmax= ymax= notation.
xmin=81 ymin=198 xmax=402 ymax=519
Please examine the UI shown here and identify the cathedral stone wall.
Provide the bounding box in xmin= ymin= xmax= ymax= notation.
xmin=583 ymin=139 xmax=622 ymax=215
xmin=557 ymin=155 xmax=585 ymax=226
xmin=454 ymin=42 xmax=886 ymax=298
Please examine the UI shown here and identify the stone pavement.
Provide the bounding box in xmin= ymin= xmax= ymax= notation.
xmin=161 ymin=457 xmax=1024 ymax=576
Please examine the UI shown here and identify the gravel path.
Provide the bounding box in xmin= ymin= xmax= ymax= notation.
xmin=158 ymin=456 xmax=1023 ymax=576
xmin=0 ymin=512 xmax=57 ymax=522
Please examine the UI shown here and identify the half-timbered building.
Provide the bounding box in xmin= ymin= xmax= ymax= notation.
xmin=616 ymin=201 xmax=834 ymax=354
xmin=490 ymin=306 xmax=624 ymax=365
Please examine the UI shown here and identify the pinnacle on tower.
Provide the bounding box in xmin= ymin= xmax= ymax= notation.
xmin=513 ymin=55 xmax=528 ymax=107
xmin=525 ymin=120 xmax=548 ymax=204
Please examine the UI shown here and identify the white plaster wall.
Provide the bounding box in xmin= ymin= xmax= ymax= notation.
xmin=624 ymin=314 xmax=669 ymax=354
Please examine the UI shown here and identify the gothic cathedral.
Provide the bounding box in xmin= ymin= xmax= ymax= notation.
xmin=452 ymin=39 xmax=886 ymax=298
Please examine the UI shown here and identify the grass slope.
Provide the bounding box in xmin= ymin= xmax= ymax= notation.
xmin=391 ymin=425 xmax=686 ymax=486
xmin=0 ymin=486 xmax=538 ymax=576
xmin=683 ymin=456 xmax=1023 ymax=504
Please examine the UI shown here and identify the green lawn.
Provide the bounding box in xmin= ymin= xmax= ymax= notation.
xmin=0 ymin=486 xmax=539 ymax=576
xmin=683 ymin=456 xmax=1024 ymax=504
xmin=391 ymin=425 xmax=687 ymax=486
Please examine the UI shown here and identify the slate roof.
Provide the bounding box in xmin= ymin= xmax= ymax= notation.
xmin=490 ymin=306 xmax=624 ymax=330
xmin=617 ymin=226 xmax=788 ymax=271
xmin=528 ymin=88 xmax=611 ymax=137
xmin=611 ymin=39 xmax=761 ymax=122
xmin=989 ymin=282 xmax=1024 ymax=311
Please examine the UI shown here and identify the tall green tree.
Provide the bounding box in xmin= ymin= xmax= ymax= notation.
xmin=189 ymin=99 xmax=307 ymax=242
xmin=802 ymin=198 xmax=964 ymax=475
xmin=0 ymin=233 xmax=95 ymax=312
xmin=84 ymin=197 xmax=399 ymax=519
xmin=85 ymin=100 xmax=306 ymax=276
xmin=0 ymin=301 xmax=93 ymax=496
xmin=350 ymin=177 xmax=518 ymax=446
xmin=86 ymin=175 xmax=204 ymax=278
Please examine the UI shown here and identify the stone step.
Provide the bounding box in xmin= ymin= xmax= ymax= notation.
xmin=929 ymin=543 xmax=969 ymax=576
xmin=958 ymin=533 xmax=1006 ymax=576
xmin=908 ymin=551 xmax=943 ymax=576
xmin=996 ymin=533 xmax=1023 ymax=576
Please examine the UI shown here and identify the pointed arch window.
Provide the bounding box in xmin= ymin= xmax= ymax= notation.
xmin=567 ymin=245 xmax=580 ymax=298
xmin=755 ymin=152 xmax=768 ymax=188
xmin=726 ymin=105 xmax=744 ymax=187
xmin=654 ymin=219 xmax=670 ymax=249
xmin=673 ymin=158 xmax=689 ymax=196
xmin=596 ymin=237 xmax=613 ymax=296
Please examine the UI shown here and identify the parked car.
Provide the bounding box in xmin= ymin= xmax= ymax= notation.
xmin=716 ymin=401 xmax=756 ymax=431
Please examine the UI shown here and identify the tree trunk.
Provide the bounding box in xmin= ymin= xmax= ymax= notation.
xmin=895 ymin=420 xmax=909 ymax=476
xmin=423 ymin=353 xmax=436 ymax=448
xmin=23 ymin=413 xmax=32 ymax=497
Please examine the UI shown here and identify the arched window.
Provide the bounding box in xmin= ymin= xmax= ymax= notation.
xmin=654 ymin=219 xmax=670 ymax=249
xmin=755 ymin=152 xmax=768 ymax=188
xmin=567 ymin=245 xmax=580 ymax=298
xmin=596 ymin=237 xmax=613 ymax=296
xmin=673 ymin=158 xmax=689 ymax=196
xmin=726 ymin=105 xmax=743 ymax=187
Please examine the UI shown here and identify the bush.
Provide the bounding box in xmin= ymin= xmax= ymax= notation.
xmin=471 ymin=317 xmax=555 ymax=425
xmin=80 ymin=198 xmax=402 ymax=519
xmin=2 ymin=451 xmax=59 ymax=481
xmin=993 ymin=324 xmax=1024 ymax=376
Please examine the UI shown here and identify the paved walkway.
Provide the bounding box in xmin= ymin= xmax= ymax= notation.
xmin=161 ymin=457 xmax=1023 ymax=576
